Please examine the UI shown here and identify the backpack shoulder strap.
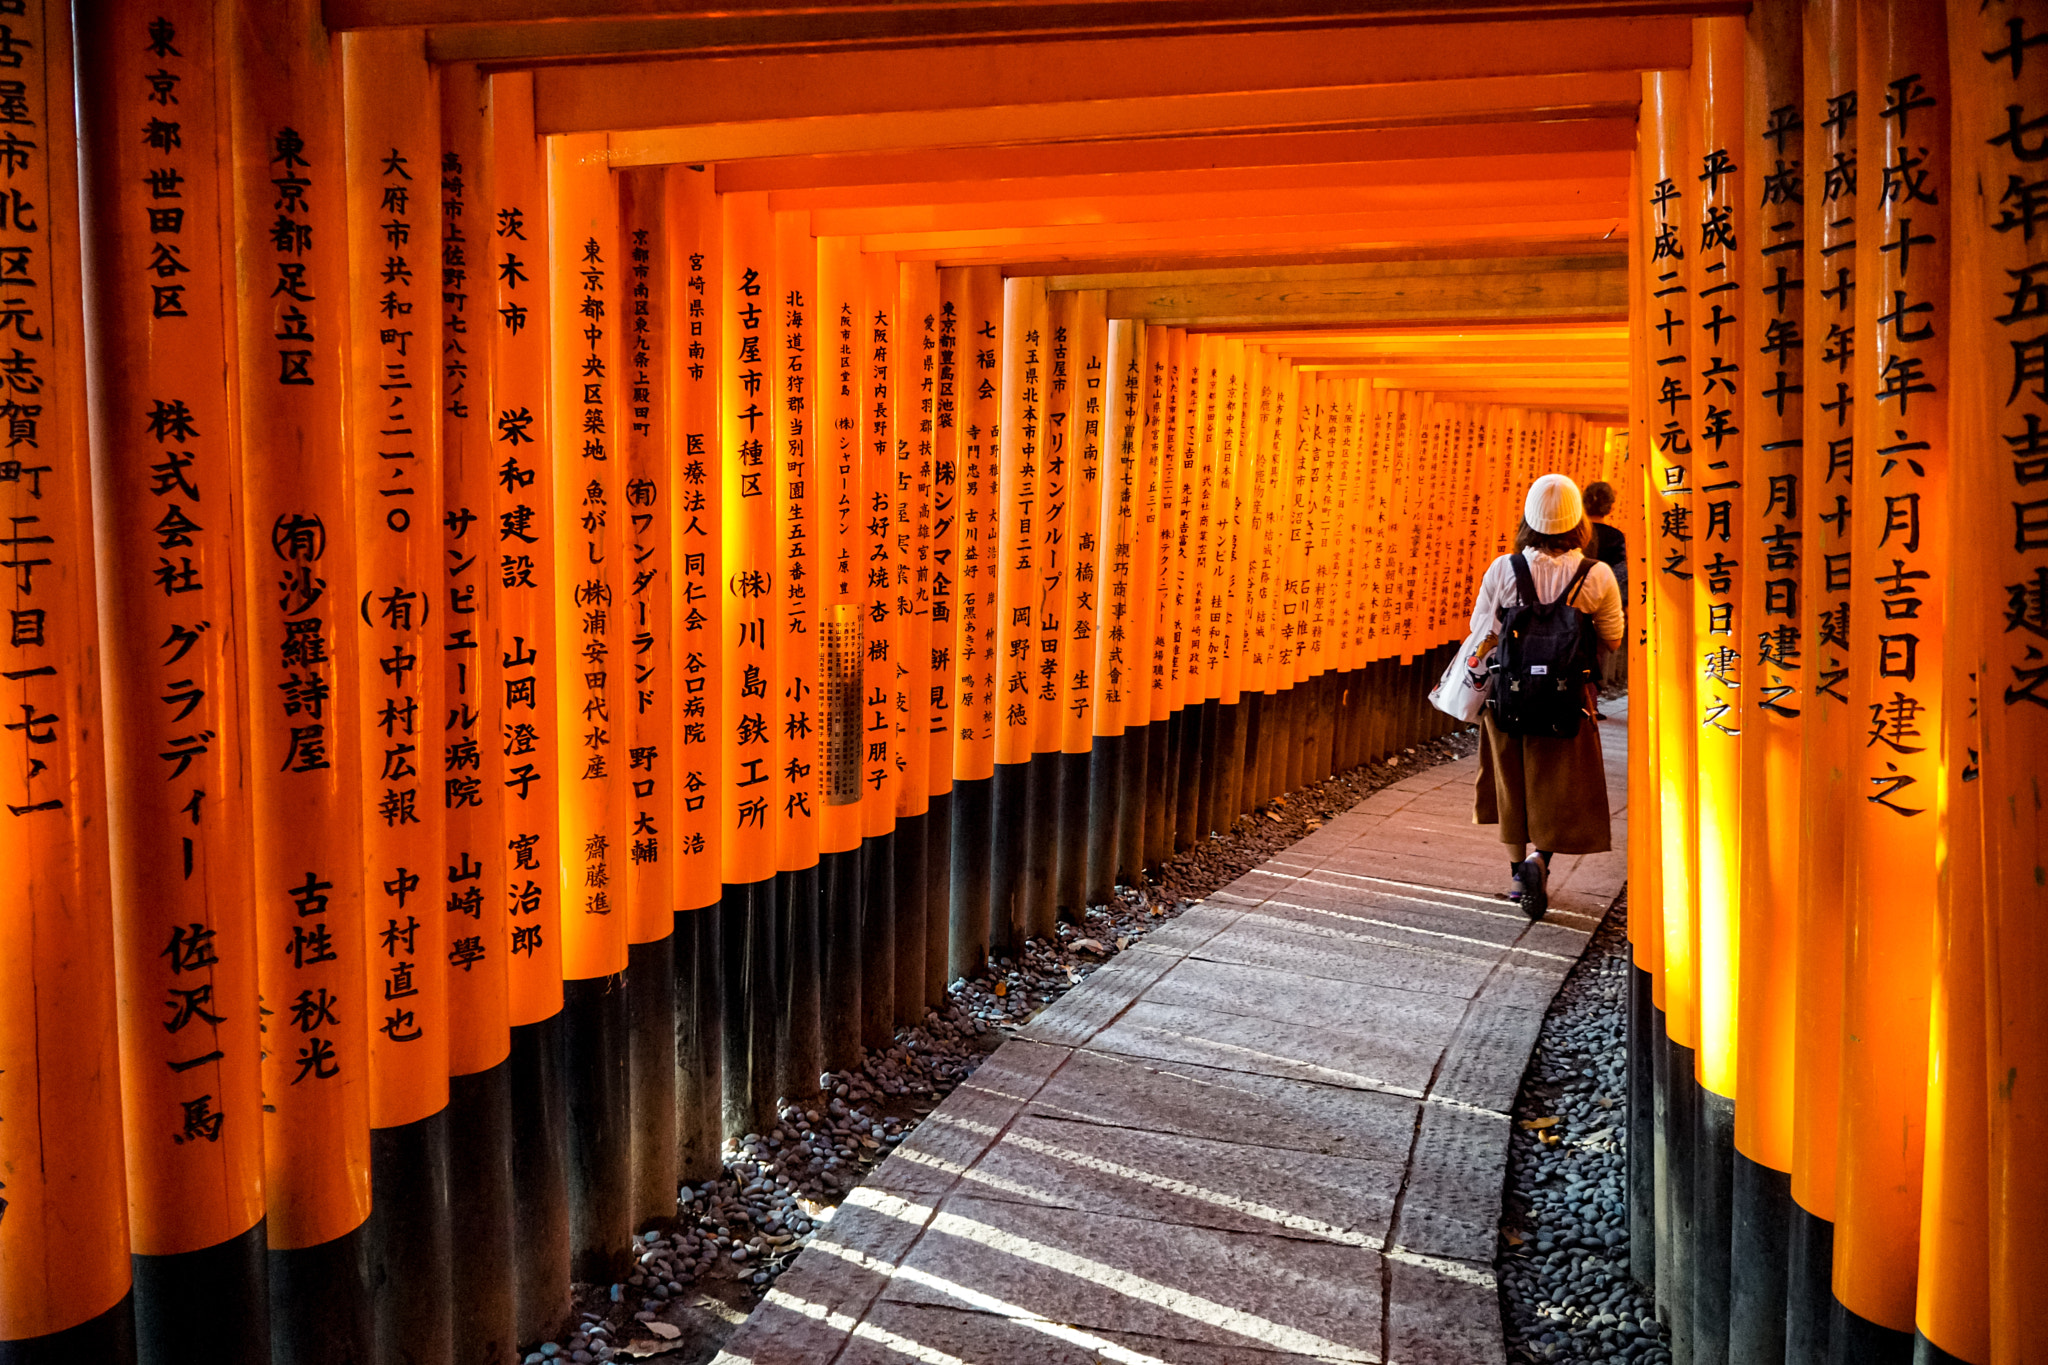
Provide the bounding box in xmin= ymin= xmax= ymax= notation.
xmin=1562 ymin=557 xmax=1597 ymax=607
xmin=1507 ymin=552 xmax=1539 ymax=608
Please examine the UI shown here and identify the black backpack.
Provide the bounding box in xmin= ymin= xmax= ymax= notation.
xmin=1488 ymin=555 xmax=1600 ymax=739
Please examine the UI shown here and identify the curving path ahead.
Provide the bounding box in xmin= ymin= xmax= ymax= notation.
xmin=716 ymin=709 xmax=1628 ymax=1365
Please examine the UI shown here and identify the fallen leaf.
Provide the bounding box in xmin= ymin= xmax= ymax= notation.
xmin=1115 ymin=935 xmax=1130 ymax=950
xmin=1504 ymin=1230 xmax=1525 ymax=1247
xmin=1518 ymin=1116 xmax=1559 ymax=1130
xmin=992 ymin=980 xmax=1007 ymax=997
xmin=1070 ymin=938 xmax=1109 ymax=955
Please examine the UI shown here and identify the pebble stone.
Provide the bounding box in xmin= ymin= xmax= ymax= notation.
xmin=1497 ymin=892 xmax=1672 ymax=1365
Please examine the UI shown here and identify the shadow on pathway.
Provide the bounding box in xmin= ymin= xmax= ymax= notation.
xmin=713 ymin=706 xmax=1629 ymax=1365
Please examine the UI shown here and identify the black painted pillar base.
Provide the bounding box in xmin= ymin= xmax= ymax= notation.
xmin=892 ymin=815 xmax=928 ymax=1029
xmin=1141 ymin=718 xmax=1170 ymax=870
xmin=509 ymin=1014 xmax=570 ymax=1344
xmin=1172 ymin=704 xmax=1203 ymax=852
xmin=777 ymin=864 xmax=824 ymax=1103
xmin=270 ymin=1225 xmax=371 ymax=1365
xmin=1083 ymin=733 xmax=1122 ymax=907
xmin=1308 ymin=674 xmax=1327 ymax=779
xmin=367 ymin=1113 xmax=451 ymax=1365
xmin=134 ymin=1221 xmax=270 ymax=1365
xmin=1193 ymin=696 xmax=1221 ymax=836
xmin=819 ymin=845 xmax=865 ymax=1075
xmin=1220 ymin=695 xmax=1253 ymax=822
xmin=1115 ymin=724 xmax=1146 ymax=887
xmin=923 ymin=790 xmax=953 ymax=1010
xmin=626 ymin=935 xmax=679 ymax=1229
xmin=563 ymin=972 xmax=631 ymax=1286
xmin=1830 ymin=1302 xmax=1914 ymax=1365
xmin=0 ymin=1293 xmax=136 ymax=1365
xmin=1054 ymin=748 xmax=1091 ymax=918
xmin=1653 ymin=1005 xmax=1673 ymax=1316
xmin=1785 ymin=1203 xmax=1835 ymax=1365
xmin=1253 ymin=687 xmax=1269 ymax=806
xmin=1665 ymin=1037 xmax=1699 ymax=1364
xmin=1628 ymin=963 xmax=1657 ymax=1295
xmin=858 ymin=832 xmax=897 ymax=1054
xmin=987 ymin=761 xmax=1029 ymax=958
xmin=674 ymin=906 xmax=724 ymax=1184
xmin=1912 ymin=1332 xmax=1975 ymax=1365
xmin=1020 ymin=752 xmax=1059 ymax=941
xmin=1159 ymin=708 xmax=1184 ymax=857
xmin=1730 ymin=1151 xmax=1791 ymax=1365
xmin=1219 ymin=696 xmax=1250 ymax=827
xmin=948 ymin=774 xmax=993 ymax=980
xmin=1697 ymin=1088 xmax=1735 ymax=1365
xmin=1360 ymin=666 xmax=1388 ymax=769
xmin=720 ymin=878 xmax=780 ymax=1142
xmin=447 ymin=1061 xmax=515 ymax=1364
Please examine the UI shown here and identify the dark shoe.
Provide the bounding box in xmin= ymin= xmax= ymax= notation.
xmin=1517 ymin=855 xmax=1548 ymax=921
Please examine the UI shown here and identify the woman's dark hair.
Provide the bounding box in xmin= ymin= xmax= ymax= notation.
xmin=1514 ymin=516 xmax=1593 ymax=556
xmin=1582 ymin=481 xmax=1616 ymax=518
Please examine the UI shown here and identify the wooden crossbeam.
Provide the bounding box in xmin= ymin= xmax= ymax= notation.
xmin=872 ymin=205 xmax=1628 ymax=263
xmin=714 ymin=118 xmax=1636 ymax=195
xmin=533 ymin=18 xmax=1687 ymax=134
xmin=1104 ymin=255 xmax=1627 ymax=325
xmin=593 ymin=72 xmax=1643 ymax=163
xmin=808 ymin=166 xmax=1627 ymax=236
xmin=895 ymin=224 xmax=1627 ymax=265
xmin=319 ymin=0 xmax=1731 ymax=66
xmin=768 ymin=150 xmax=1630 ymax=218
xmin=1008 ymin=238 xmax=1624 ymax=279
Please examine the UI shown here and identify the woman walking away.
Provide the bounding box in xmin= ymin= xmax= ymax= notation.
xmin=1470 ymin=474 xmax=1624 ymax=919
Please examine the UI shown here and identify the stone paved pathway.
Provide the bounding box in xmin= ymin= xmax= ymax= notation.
xmin=714 ymin=708 xmax=1628 ymax=1365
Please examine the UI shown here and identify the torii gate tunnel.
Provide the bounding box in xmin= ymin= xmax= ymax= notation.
xmin=0 ymin=1 xmax=2041 ymax=1363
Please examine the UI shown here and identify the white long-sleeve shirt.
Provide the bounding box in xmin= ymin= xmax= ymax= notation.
xmin=1468 ymin=548 xmax=1625 ymax=650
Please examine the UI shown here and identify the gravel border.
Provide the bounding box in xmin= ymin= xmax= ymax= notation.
xmin=1496 ymin=894 xmax=1672 ymax=1365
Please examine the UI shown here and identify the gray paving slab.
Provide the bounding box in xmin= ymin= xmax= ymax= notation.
xmin=848 ymin=1301 xmax=1371 ymax=1365
xmin=1023 ymin=1049 xmax=1420 ymax=1162
xmin=879 ymin=1194 xmax=1384 ymax=1361
xmin=1385 ymin=1256 xmax=1507 ymax=1365
xmin=1392 ymin=1103 xmax=1516 ymax=1264
xmin=1138 ymin=903 xmax=1248 ymax=954
xmin=723 ymin=713 xmax=1629 ymax=1364
xmin=946 ymin=1110 xmax=1402 ymax=1246
xmin=713 ymin=1191 xmax=938 ymax=1365
xmin=1017 ymin=944 xmax=1185 ymax=1048
xmin=872 ymin=1040 xmax=1074 ymax=1196
xmin=1189 ymin=912 xmax=1505 ymax=1001
xmin=1086 ymin=995 xmax=1446 ymax=1099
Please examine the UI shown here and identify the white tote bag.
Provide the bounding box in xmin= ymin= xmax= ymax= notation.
xmin=1428 ymin=629 xmax=1497 ymax=723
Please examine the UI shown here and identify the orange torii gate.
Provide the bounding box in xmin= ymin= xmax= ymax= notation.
xmin=4 ymin=3 xmax=2044 ymax=1365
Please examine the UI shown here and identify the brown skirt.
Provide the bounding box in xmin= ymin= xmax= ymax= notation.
xmin=1473 ymin=709 xmax=1612 ymax=854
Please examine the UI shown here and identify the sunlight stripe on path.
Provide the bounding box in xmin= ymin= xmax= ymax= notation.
xmin=804 ymin=1228 xmax=1178 ymax=1365
xmin=1258 ymin=897 xmax=1575 ymax=963
xmin=924 ymin=1207 xmax=1379 ymax=1361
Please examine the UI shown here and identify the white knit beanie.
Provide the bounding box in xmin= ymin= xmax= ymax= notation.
xmin=1524 ymin=473 xmax=1584 ymax=536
